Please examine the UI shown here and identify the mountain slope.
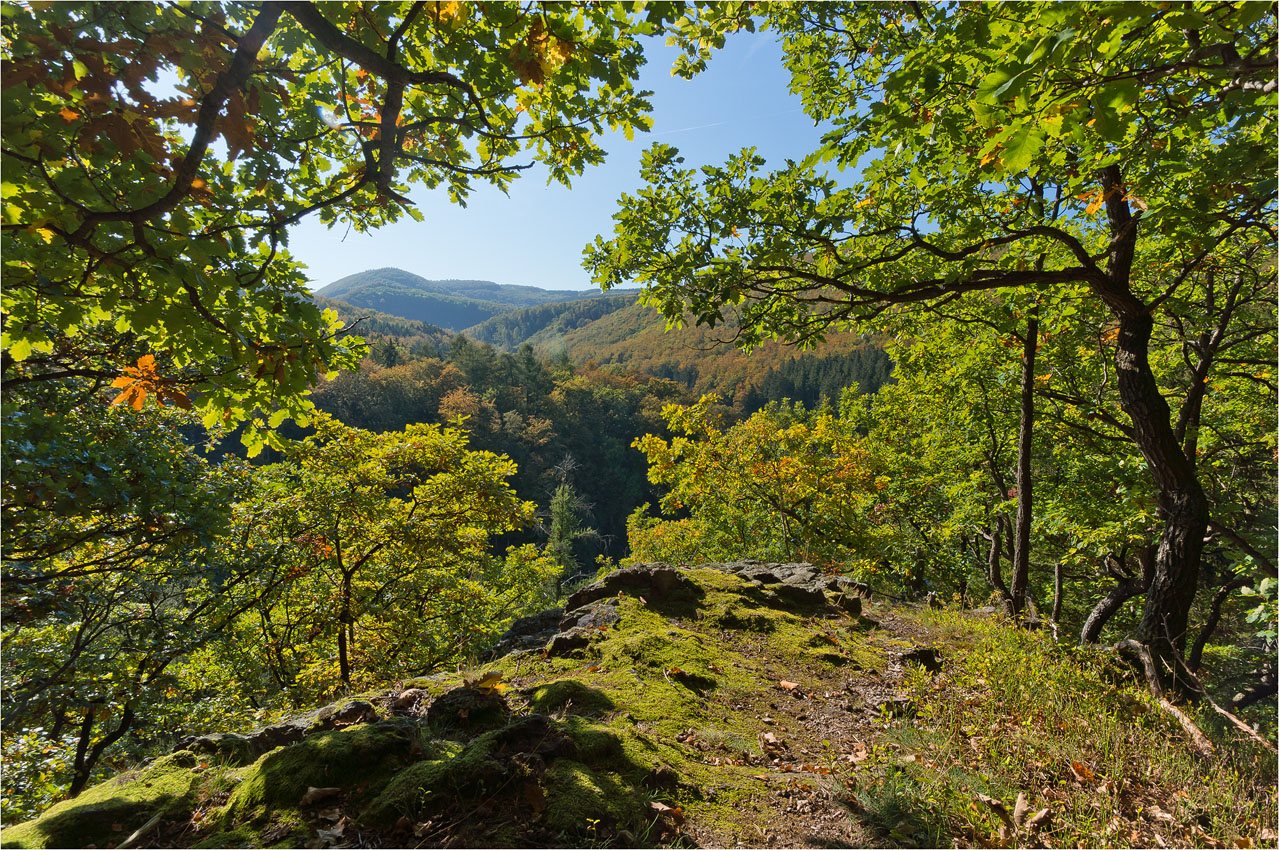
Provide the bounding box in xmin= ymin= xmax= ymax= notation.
xmin=462 ymin=292 xmax=640 ymax=350
xmin=6 ymin=562 xmax=1270 ymax=850
xmin=314 ymin=295 xmax=453 ymax=352
xmin=314 ymin=268 xmax=613 ymax=331
xmin=525 ymin=300 xmax=892 ymax=404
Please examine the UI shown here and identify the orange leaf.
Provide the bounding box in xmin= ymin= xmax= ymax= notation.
xmin=779 ymin=680 xmax=800 ymax=691
xmin=110 ymin=375 xmax=135 ymax=388
xmin=58 ymin=107 xmax=80 ymax=122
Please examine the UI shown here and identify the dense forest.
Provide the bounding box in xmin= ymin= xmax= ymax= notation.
xmin=1 ymin=2 xmax=1275 ymax=846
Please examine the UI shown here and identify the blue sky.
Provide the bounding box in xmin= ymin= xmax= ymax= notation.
xmin=291 ymin=31 xmax=832 ymax=293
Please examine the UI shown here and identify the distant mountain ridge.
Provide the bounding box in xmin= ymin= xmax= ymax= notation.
xmin=313 ymin=267 xmax=624 ymax=331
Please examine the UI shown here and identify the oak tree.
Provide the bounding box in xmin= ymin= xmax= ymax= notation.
xmin=588 ymin=1 xmax=1277 ymax=689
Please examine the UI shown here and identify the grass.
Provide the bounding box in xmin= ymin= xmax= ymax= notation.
xmin=856 ymin=608 xmax=1277 ymax=848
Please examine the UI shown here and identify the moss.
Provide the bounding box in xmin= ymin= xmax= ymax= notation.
xmin=362 ymin=735 xmax=494 ymax=824
xmin=526 ymin=679 xmax=616 ymax=716
xmin=0 ymin=752 xmax=202 ymax=850
xmin=222 ymin=721 xmax=413 ymax=824
xmin=541 ymin=759 xmax=647 ymax=835
xmin=191 ymin=826 xmax=258 ymax=848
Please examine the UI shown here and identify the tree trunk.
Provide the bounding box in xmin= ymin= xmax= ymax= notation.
xmin=1113 ymin=314 xmax=1210 ymax=693
xmin=338 ymin=570 xmax=353 ymax=687
xmin=1093 ymin=165 xmax=1211 ymax=696
xmin=986 ymin=516 xmax=1013 ymax=612
xmin=70 ymin=703 xmax=135 ymax=797
xmin=1080 ymin=546 xmax=1154 ymax=645
xmin=1010 ymin=305 xmax=1038 ymax=619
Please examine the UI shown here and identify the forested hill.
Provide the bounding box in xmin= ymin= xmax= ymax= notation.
xmin=313 ymin=295 xmax=454 ymax=354
xmin=313 ymin=267 xmax=623 ymax=331
xmin=477 ymin=297 xmax=894 ymax=406
xmin=463 ymin=291 xmax=640 ymax=350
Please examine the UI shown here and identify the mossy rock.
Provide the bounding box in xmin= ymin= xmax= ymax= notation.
xmin=425 ymin=686 xmax=509 ymax=732
xmin=221 ymin=721 xmax=414 ymax=824
xmin=526 ymin=679 xmax=616 ymax=716
xmin=713 ymin=603 xmax=778 ymax=632
xmin=0 ymin=752 xmax=202 ymax=850
xmin=542 ymin=759 xmax=648 ymax=836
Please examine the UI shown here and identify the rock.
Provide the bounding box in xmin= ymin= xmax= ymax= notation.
xmin=178 ymin=732 xmax=255 ymax=765
xmin=558 ymin=598 xmax=622 ymax=631
xmin=545 ymin=628 xmax=593 ymax=658
xmin=899 ymin=647 xmax=942 ymax=672
xmin=324 ymin=699 xmax=378 ymax=727
xmin=772 ymin=582 xmax=827 ymax=607
xmin=564 ymin=565 xmax=696 ymax=611
xmin=393 ymin=688 xmax=430 ymax=713
xmin=487 ymin=608 xmax=564 ymax=658
xmin=425 ymin=686 xmax=509 ymax=731
xmin=490 ymin=714 xmax=578 ymax=761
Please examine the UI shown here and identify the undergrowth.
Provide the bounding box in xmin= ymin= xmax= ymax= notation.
xmin=856 ymin=610 xmax=1277 ymax=849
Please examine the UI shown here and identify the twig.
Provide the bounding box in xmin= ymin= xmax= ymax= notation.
xmin=117 ymin=810 xmax=164 ymax=849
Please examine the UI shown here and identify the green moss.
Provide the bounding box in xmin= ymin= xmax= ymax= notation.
xmin=542 ymin=759 xmax=647 ymax=835
xmin=362 ymin=735 xmax=494 ymax=824
xmin=527 ymin=678 xmax=617 ymax=716
xmin=222 ymin=722 xmax=413 ymax=824
xmin=0 ymin=752 xmax=202 ymax=850
xmin=191 ymin=825 xmax=258 ymax=848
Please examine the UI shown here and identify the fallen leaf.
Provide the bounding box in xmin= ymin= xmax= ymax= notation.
xmin=1026 ymin=807 xmax=1052 ymax=833
xmin=1069 ymin=760 xmax=1096 ymax=783
xmin=300 ymin=786 xmax=342 ymax=806
xmin=752 ymin=774 xmax=769 ymax=781
xmin=1012 ymin=791 xmax=1030 ymax=828
xmin=649 ymin=801 xmax=685 ymax=824
xmin=975 ymin=793 xmax=1014 ymax=831
xmin=779 ymin=680 xmax=800 ymax=692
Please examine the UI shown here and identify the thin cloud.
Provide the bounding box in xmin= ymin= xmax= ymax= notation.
xmin=652 ymin=120 xmax=728 ymax=137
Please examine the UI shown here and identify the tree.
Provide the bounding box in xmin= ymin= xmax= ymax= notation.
xmin=2 ymin=0 xmax=671 ymax=451
xmin=0 ymin=404 xmax=290 ymax=802
xmin=234 ymin=412 xmax=540 ymax=692
xmin=588 ymin=2 xmax=1276 ymax=690
xmin=631 ymin=394 xmax=878 ymax=566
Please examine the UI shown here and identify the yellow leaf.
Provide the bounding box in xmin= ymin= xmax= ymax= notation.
xmin=1085 ymin=192 xmax=1105 ymax=215
xmin=34 ymin=227 xmax=56 ymax=244
xmin=856 ymin=197 xmax=874 ymax=209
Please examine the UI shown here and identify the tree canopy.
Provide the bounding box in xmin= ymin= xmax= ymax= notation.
xmin=2 ymin=0 xmax=673 ymax=452
xmin=588 ymin=1 xmax=1277 ymax=686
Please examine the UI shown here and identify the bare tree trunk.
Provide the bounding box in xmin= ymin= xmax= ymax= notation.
xmin=1010 ymin=304 xmax=1038 ymax=619
xmin=986 ymin=516 xmax=1013 ymax=612
xmin=1187 ymin=577 xmax=1250 ymax=672
xmin=1090 ymin=167 xmax=1211 ymax=695
xmin=69 ymin=703 xmax=135 ymax=797
xmin=1051 ymin=560 xmax=1063 ymax=636
xmin=338 ymin=569 xmax=353 ymax=687
xmin=1080 ymin=546 xmax=1154 ymax=645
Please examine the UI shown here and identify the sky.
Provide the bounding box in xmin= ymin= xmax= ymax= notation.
xmin=290 ymin=31 xmax=834 ymax=293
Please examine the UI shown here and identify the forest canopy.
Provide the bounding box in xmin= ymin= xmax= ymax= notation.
xmin=1 ymin=0 xmax=1275 ymax=834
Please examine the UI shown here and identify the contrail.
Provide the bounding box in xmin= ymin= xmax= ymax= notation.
xmin=652 ymin=121 xmax=727 ymax=137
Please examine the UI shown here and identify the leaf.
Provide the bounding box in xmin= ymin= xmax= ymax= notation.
xmin=1012 ymin=791 xmax=1030 ymax=828
xmin=778 ymin=680 xmax=799 ymax=691
xmin=975 ymin=793 xmax=1013 ymax=830
xmin=58 ymin=107 xmax=80 ymax=122
xmin=1025 ymin=807 xmax=1052 ymax=833
xmin=300 ymin=786 xmax=342 ymax=806
xmin=1069 ymin=760 xmax=1096 ymax=783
